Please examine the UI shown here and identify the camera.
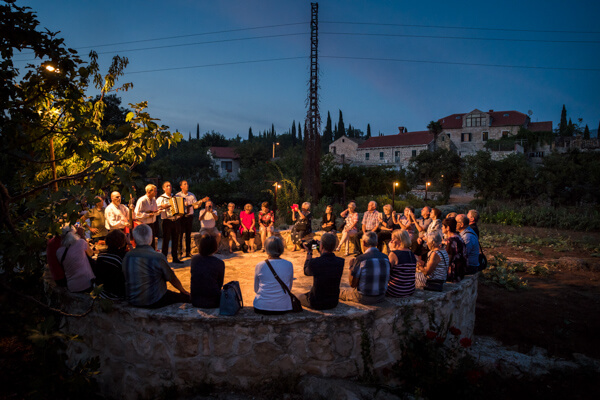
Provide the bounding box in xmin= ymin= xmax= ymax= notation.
xmin=302 ymin=239 xmax=320 ymax=251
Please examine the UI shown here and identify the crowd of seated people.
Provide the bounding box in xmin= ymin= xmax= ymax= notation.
xmin=46 ymin=182 xmax=483 ymax=312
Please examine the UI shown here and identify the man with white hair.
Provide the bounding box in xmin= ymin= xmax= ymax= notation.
xmin=456 ymin=214 xmax=480 ymax=274
xmin=339 ymin=231 xmax=390 ymax=305
xmin=122 ymin=224 xmax=190 ymax=308
xmin=104 ymin=191 xmax=130 ymax=231
xmin=353 ymin=201 xmax=380 ymax=255
xmin=134 ymin=184 xmax=160 ymax=249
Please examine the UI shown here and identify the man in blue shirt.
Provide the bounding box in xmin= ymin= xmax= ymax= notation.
xmin=123 ymin=224 xmax=190 ymax=308
xmin=456 ymin=214 xmax=480 ymax=274
xmin=340 ymin=231 xmax=390 ymax=305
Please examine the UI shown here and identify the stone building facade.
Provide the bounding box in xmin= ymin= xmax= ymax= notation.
xmin=208 ymin=147 xmax=240 ymax=180
xmin=328 ymin=135 xmax=365 ymax=164
xmin=355 ymin=129 xmax=434 ymax=169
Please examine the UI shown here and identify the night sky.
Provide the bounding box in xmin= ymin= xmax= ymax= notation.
xmin=13 ymin=0 xmax=600 ymax=138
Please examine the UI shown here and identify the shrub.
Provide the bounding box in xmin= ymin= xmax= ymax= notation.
xmin=481 ymin=254 xmax=528 ymax=291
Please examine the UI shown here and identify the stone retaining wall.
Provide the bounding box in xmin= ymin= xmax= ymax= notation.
xmin=53 ymin=275 xmax=478 ymax=399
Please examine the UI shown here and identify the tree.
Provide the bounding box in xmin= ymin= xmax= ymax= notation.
xmin=248 ymin=127 xmax=254 ymax=141
xmin=366 ymin=123 xmax=371 ymax=138
xmin=323 ymin=111 xmax=333 ymax=144
xmin=559 ymin=105 xmax=568 ymax=136
xmin=427 ymin=120 xmax=443 ymax=152
xmin=291 ymin=120 xmax=297 ymax=145
xmin=297 ymin=122 xmax=302 ymax=142
xmin=188 ymin=132 xmax=191 ymax=141
xmin=199 ymin=131 xmax=228 ymax=147
xmin=196 ymin=123 xmax=200 ymax=140
xmin=0 ymin=1 xmax=180 ymax=276
xmin=407 ymin=148 xmax=461 ymax=201
xmin=336 ymin=110 xmax=345 ymax=140
xmin=584 ymin=124 xmax=590 ymax=139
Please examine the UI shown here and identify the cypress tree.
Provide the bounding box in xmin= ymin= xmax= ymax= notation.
xmin=271 ymin=123 xmax=276 ymax=138
xmin=298 ymin=122 xmax=302 ymax=141
xmin=584 ymin=124 xmax=590 ymax=139
xmin=188 ymin=132 xmax=191 ymax=141
xmin=196 ymin=123 xmax=200 ymax=139
xmin=559 ymin=105 xmax=568 ymax=136
xmin=337 ymin=110 xmax=345 ymax=140
xmin=248 ymin=127 xmax=254 ymax=141
xmin=366 ymin=123 xmax=371 ymax=138
xmin=323 ymin=111 xmax=333 ymax=143
xmin=291 ymin=120 xmax=297 ymax=145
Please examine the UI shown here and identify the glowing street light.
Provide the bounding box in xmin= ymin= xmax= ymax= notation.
xmin=425 ymin=181 xmax=431 ymax=201
xmin=392 ymin=182 xmax=399 ymax=211
xmin=273 ymin=181 xmax=281 ymax=221
xmin=272 ymin=142 xmax=280 ymax=159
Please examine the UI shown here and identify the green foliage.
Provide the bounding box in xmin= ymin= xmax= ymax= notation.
xmin=484 ymin=127 xmax=555 ymax=152
xmin=481 ymin=254 xmax=528 ymax=291
xmin=408 ymin=148 xmax=461 ymax=201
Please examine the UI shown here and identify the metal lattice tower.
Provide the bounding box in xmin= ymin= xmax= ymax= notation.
xmin=303 ymin=2 xmax=321 ymax=201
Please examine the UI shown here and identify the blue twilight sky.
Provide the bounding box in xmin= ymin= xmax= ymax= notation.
xmin=13 ymin=0 xmax=600 ymax=138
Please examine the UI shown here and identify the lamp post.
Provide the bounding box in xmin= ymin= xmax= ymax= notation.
xmin=272 ymin=142 xmax=280 ymax=159
xmin=273 ymin=182 xmax=281 ymax=222
xmin=392 ymin=182 xmax=399 ymax=211
xmin=44 ymin=64 xmax=60 ymax=192
xmin=425 ymin=181 xmax=431 ymax=201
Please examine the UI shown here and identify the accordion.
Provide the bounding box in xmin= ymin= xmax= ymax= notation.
xmin=167 ymin=197 xmax=186 ymax=218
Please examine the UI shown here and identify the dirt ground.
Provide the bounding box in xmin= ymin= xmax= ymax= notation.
xmin=475 ymin=223 xmax=600 ymax=360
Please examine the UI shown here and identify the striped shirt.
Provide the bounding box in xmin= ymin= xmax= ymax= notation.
xmin=350 ymin=247 xmax=391 ymax=296
xmin=429 ymin=249 xmax=449 ymax=281
xmin=122 ymin=245 xmax=175 ymax=306
xmin=386 ymin=250 xmax=417 ymax=297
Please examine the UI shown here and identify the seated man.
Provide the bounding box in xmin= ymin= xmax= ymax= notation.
xmin=467 ymin=209 xmax=480 ymax=238
xmin=340 ymin=231 xmax=391 ymax=305
xmin=199 ymin=201 xmax=221 ymax=247
xmin=298 ymin=233 xmax=345 ymax=310
xmin=352 ymin=201 xmax=380 ymax=255
xmin=456 ymin=214 xmax=480 ymax=274
xmin=122 ymin=224 xmax=190 ymax=308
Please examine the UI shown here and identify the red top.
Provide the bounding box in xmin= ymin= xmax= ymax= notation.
xmin=239 ymin=211 xmax=256 ymax=233
xmin=46 ymin=236 xmax=65 ymax=281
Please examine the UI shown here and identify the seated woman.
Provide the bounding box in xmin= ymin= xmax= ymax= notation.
xmin=56 ymin=226 xmax=96 ymax=293
xmin=291 ymin=202 xmax=312 ymax=251
xmin=442 ymin=218 xmax=467 ymax=282
xmin=93 ymin=229 xmax=128 ymax=299
xmin=320 ymin=205 xmax=336 ymax=233
xmin=415 ymin=232 xmax=449 ymax=289
xmin=258 ymin=202 xmax=274 ymax=252
xmin=253 ymin=236 xmax=294 ymax=315
xmin=239 ymin=203 xmax=257 ymax=252
xmin=190 ymin=234 xmax=225 ymax=308
xmin=386 ymin=230 xmax=417 ymax=297
xmin=396 ymin=206 xmax=418 ymax=248
xmin=377 ymin=204 xmax=395 ymax=252
xmin=222 ymin=203 xmax=241 ymax=252
xmin=336 ymin=201 xmax=359 ymax=255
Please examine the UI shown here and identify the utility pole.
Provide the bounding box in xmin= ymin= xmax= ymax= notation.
xmin=303 ymin=2 xmax=321 ymax=201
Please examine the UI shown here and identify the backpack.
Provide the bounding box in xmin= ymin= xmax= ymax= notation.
xmin=447 ymin=237 xmax=467 ymax=282
xmin=219 ymin=281 xmax=243 ymax=316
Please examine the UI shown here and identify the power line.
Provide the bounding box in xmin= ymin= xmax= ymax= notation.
xmin=14 ymin=33 xmax=309 ymax=62
xmin=322 ymin=20 xmax=600 ymax=35
xmin=321 ymin=55 xmax=600 ymax=72
xmin=124 ymin=57 xmax=307 ymax=74
xmin=321 ymin=31 xmax=600 ymax=44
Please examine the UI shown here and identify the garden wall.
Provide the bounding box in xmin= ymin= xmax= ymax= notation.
xmin=51 ymin=275 xmax=478 ymax=399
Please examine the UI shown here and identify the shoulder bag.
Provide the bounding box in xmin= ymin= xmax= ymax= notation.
xmin=219 ymin=281 xmax=243 ymax=316
xmin=478 ymin=241 xmax=488 ymax=271
xmin=264 ymin=259 xmax=303 ymax=313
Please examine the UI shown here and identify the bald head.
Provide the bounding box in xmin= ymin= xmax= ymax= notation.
xmin=111 ymin=191 xmax=122 ymax=205
xmin=455 ymin=214 xmax=469 ymax=232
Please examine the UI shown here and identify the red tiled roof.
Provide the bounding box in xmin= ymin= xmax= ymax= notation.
xmin=209 ymin=146 xmax=239 ymax=159
xmin=438 ymin=110 xmax=529 ymax=129
xmin=528 ymin=121 xmax=553 ymax=132
xmin=358 ymin=131 xmax=433 ymax=149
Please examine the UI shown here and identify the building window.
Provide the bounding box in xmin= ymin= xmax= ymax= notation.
xmin=365 ymin=152 xmax=370 ymax=160
xmin=502 ymin=131 xmax=509 ymax=138
xmin=342 ymin=139 xmax=345 ymax=143
xmin=447 ymin=133 xmax=451 ymax=139
xmin=461 ymin=132 xmax=472 ymax=142
xmin=394 ymin=151 xmax=400 ymax=162
xmin=332 ymin=146 xmax=336 ymax=154
xmin=221 ymin=161 xmax=233 ymax=173
xmin=411 ymin=150 xmax=417 ymax=157
xmin=379 ymin=152 xmax=384 ymax=160
xmin=482 ymin=132 xmax=488 ymax=141
xmin=465 ymin=113 xmax=486 ymax=127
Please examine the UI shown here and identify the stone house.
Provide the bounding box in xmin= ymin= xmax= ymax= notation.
xmin=355 ymin=128 xmax=434 ymax=169
xmin=437 ymin=109 xmax=553 ymax=157
xmin=328 ymin=135 xmax=365 ymax=164
xmin=207 ymin=146 xmax=240 ymax=180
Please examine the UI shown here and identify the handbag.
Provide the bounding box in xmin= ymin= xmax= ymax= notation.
xmin=424 ymin=279 xmax=445 ymax=292
xmin=264 ymin=260 xmax=303 ymax=313
xmin=219 ymin=281 xmax=243 ymax=316
xmin=478 ymin=242 xmax=488 ymax=271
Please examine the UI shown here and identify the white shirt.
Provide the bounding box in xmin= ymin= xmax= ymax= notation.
xmin=199 ymin=209 xmax=217 ymax=229
xmin=253 ymin=259 xmax=294 ymax=311
xmin=134 ymin=195 xmax=158 ymax=224
xmin=104 ymin=202 xmax=130 ymax=230
xmin=175 ymin=191 xmax=197 ymax=216
xmin=156 ymin=193 xmax=179 ymax=221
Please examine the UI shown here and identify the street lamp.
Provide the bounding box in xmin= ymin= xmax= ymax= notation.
xmin=425 ymin=181 xmax=431 ymax=201
xmin=43 ymin=64 xmax=60 ymax=192
xmin=392 ymin=182 xmax=399 ymax=211
xmin=272 ymin=142 xmax=280 ymax=159
xmin=273 ymin=182 xmax=281 ymax=222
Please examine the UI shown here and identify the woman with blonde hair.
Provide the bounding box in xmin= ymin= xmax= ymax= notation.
xmin=336 ymin=202 xmax=359 ymax=255
xmin=386 ymin=230 xmax=417 ymax=297
xmin=415 ymin=232 xmax=449 ymax=290
xmin=56 ymin=226 xmax=96 ymax=293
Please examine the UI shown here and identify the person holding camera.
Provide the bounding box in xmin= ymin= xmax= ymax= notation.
xmin=199 ymin=201 xmax=221 ymax=248
xmin=298 ymin=233 xmax=345 ymax=310
xmin=291 ymin=202 xmax=312 ymax=251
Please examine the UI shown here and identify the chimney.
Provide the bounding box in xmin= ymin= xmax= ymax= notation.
xmin=398 ymin=126 xmax=407 ymax=134
xmin=489 ymin=109 xmax=494 ymax=113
